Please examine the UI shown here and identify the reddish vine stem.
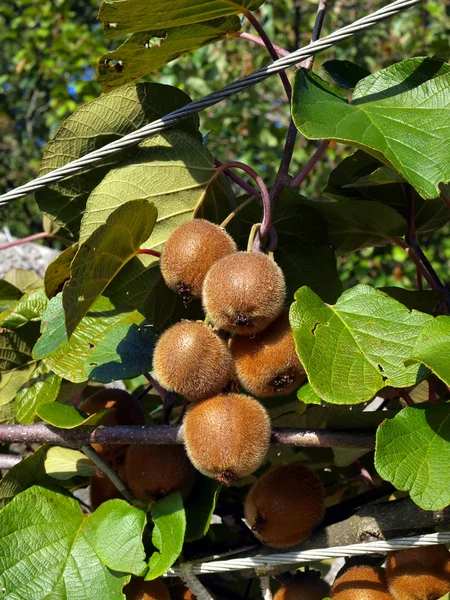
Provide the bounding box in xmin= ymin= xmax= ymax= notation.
xmin=0 ymin=425 xmax=375 ymax=449
xmin=136 ymin=248 xmax=161 ymax=258
xmin=405 ymin=185 xmax=423 ymax=291
xmin=214 ymin=159 xmax=259 ymax=197
xmin=289 ymin=140 xmax=330 ymax=188
xmin=237 ymin=32 xmax=290 ymax=58
xmin=440 ymin=192 xmax=450 ymax=210
xmin=393 ymin=237 xmax=439 ymax=292
xmin=0 ymin=231 xmax=61 ymax=251
xmin=244 ymin=11 xmax=292 ymax=101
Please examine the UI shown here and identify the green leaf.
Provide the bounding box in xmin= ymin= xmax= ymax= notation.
xmin=297 ymin=382 xmax=323 ymax=405
xmin=380 ymin=287 xmax=442 ymax=315
xmin=44 ymin=446 xmax=96 ymax=480
xmin=36 ymin=83 xmax=200 ymax=236
xmin=0 ymin=288 xmax=48 ymax=330
xmin=0 ymin=363 xmax=37 ymax=408
xmin=0 ymin=325 xmax=36 ymax=371
xmin=94 ymin=500 xmax=147 ymax=576
xmin=322 ymin=59 xmax=371 ymax=90
xmin=146 ymin=492 xmax=186 ymax=580
xmin=185 ymin=477 xmax=221 ymax=542
xmin=409 ymin=316 xmax=450 ymax=385
xmin=36 ymin=402 xmax=113 ymax=428
xmin=0 ymin=446 xmax=52 ymax=509
xmin=44 ymin=244 xmax=78 ymax=299
xmin=15 ymin=362 xmax=62 ymax=424
xmin=80 ymin=131 xmax=218 ymax=312
xmin=301 ymin=198 xmax=406 ymax=254
xmin=99 ymin=17 xmax=241 ymax=92
xmin=0 ymin=486 xmax=127 ymax=599
xmin=62 ymin=199 xmax=157 ymax=339
xmin=37 ymin=295 xmax=143 ymax=383
xmin=0 ymin=280 xmax=22 ymax=313
xmin=290 ymin=285 xmax=432 ymax=405
xmin=99 ymin=0 xmax=263 ymax=38
xmin=3 ymin=268 xmax=43 ymax=293
xmin=375 ymin=405 xmax=450 ymax=510
xmin=85 ymin=322 xmax=156 ymax=383
xmin=292 ymin=58 xmax=450 ymax=199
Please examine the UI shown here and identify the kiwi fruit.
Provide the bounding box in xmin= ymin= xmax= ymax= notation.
xmin=124 ymin=444 xmax=196 ymax=502
xmin=244 ymin=463 xmax=324 ymax=548
xmin=385 ymin=545 xmax=450 ymax=600
xmin=90 ymin=464 xmax=127 ymax=510
xmin=183 ymin=393 xmax=271 ymax=484
xmin=124 ymin=577 xmax=170 ymax=600
xmin=330 ymin=565 xmax=393 ymax=599
xmin=202 ymin=251 xmax=286 ymax=335
xmin=231 ymin=309 xmax=306 ymax=397
xmin=152 ymin=320 xmax=234 ymax=402
xmin=170 ymin=584 xmax=197 ymax=599
xmin=79 ymin=388 xmax=145 ymax=460
xmin=160 ymin=219 xmax=237 ymax=302
xmin=274 ymin=577 xmax=330 ymax=600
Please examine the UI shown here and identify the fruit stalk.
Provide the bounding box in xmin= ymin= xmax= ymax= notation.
xmin=81 ymin=443 xmax=134 ymax=503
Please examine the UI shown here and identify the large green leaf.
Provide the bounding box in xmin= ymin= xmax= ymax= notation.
xmin=85 ymin=322 xmax=156 ymax=383
xmin=290 ymin=285 xmax=432 ymax=405
xmin=146 ymin=493 xmax=186 ymax=580
xmin=44 ymin=447 xmax=96 ymax=480
xmin=0 ymin=486 xmax=127 ymax=599
xmin=409 ymin=316 xmax=450 ymax=385
xmin=79 ymin=130 xmax=218 ymax=311
xmin=36 ymin=83 xmax=200 ymax=236
xmin=0 ymin=325 xmax=36 ymax=371
xmin=0 ymin=363 xmax=37 ymax=409
xmin=375 ymin=405 xmax=450 ymax=510
xmin=94 ymin=500 xmax=147 ymax=576
xmin=322 ymin=59 xmax=371 ymax=90
xmin=0 ymin=446 xmax=52 ymax=509
xmin=36 ymin=295 xmax=144 ymax=383
xmin=63 ymin=199 xmax=156 ymax=338
xmin=44 ymin=244 xmax=78 ymax=299
xmin=0 ymin=288 xmax=48 ymax=330
xmin=3 ymin=269 xmax=43 ymax=293
xmin=14 ymin=362 xmax=62 ymax=424
xmin=99 ymin=0 xmax=263 ymax=37
xmin=36 ymin=402 xmax=113 ymax=429
xmin=99 ymin=17 xmax=240 ymax=92
xmin=292 ymin=58 xmax=450 ymax=199
xmin=0 ymin=280 xmax=22 ymax=313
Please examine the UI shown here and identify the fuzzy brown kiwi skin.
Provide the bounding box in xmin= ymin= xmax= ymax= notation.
xmin=183 ymin=393 xmax=271 ymax=484
xmin=244 ymin=463 xmax=325 ymax=549
xmin=231 ymin=309 xmax=306 ymax=397
xmin=90 ymin=462 xmax=127 ymax=510
xmin=123 ymin=577 xmax=170 ymax=600
xmin=385 ymin=546 xmax=450 ymax=600
xmin=202 ymin=251 xmax=286 ymax=335
xmin=274 ymin=578 xmax=330 ymax=600
xmin=79 ymin=388 xmax=145 ymax=461
xmin=152 ymin=320 xmax=234 ymax=402
xmin=330 ymin=565 xmax=393 ymax=599
xmin=160 ymin=219 xmax=237 ymax=301
xmin=170 ymin=584 xmax=197 ymax=600
xmin=124 ymin=444 xmax=196 ymax=502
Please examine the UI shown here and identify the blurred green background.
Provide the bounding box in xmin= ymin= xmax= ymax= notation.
xmin=1 ymin=0 xmax=450 ymax=290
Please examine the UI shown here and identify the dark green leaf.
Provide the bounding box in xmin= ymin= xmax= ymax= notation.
xmin=409 ymin=316 xmax=450 ymax=385
xmin=15 ymin=362 xmax=62 ymax=424
xmin=290 ymin=285 xmax=431 ymax=404
xmin=0 ymin=325 xmax=36 ymax=371
xmin=375 ymin=405 xmax=450 ymax=510
xmin=292 ymin=59 xmax=450 ymax=199
xmin=0 ymin=288 xmax=48 ymax=330
xmin=380 ymin=287 xmax=442 ymax=315
xmin=0 ymin=280 xmax=22 ymax=313
xmin=94 ymin=500 xmax=147 ymax=576
xmin=44 ymin=244 xmax=78 ymax=299
xmin=146 ymin=492 xmax=186 ymax=580
xmin=322 ymin=59 xmax=371 ymax=89
xmin=36 ymin=402 xmax=113 ymax=428
xmin=0 ymin=446 xmax=52 ymax=509
xmin=185 ymin=477 xmax=221 ymax=542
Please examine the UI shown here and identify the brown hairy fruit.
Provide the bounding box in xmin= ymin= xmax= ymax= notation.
xmin=244 ymin=464 xmax=324 ymax=548
xmin=124 ymin=577 xmax=170 ymax=600
xmin=160 ymin=219 xmax=237 ymax=301
xmin=330 ymin=566 xmax=393 ymax=600
xmin=152 ymin=321 xmax=234 ymax=401
xmin=183 ymin=393 xmax=271 ymax=484
xmin=386 ymin=545 xmax=450 ymax=600
xmin=124 ymin=444 xmax=196 ymax=502
xmin=170 ymin=584 xmax=197 ymax=599
xmin=231 ymin=309 xmax=306 ymax=397
xmin=79 ymin=388 xmax=145 ymax=460
xmin=202 ymin=251 xmax=286 ymax=335
xmin=90 ymin=463 xmax=127 ymax=510
xmin=274 ymin=578 xmax=330 ymax=600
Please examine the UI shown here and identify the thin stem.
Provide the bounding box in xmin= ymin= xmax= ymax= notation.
xmin=144 ymin=372 xmax=175 ymax=423
xmin=144 ymin=372 xmax=168 ymax=399
xmin=0 ymin=231 xmax=56 ymax=251
xmin=81 ymin=444 xmax=134 ymax=503
xmin=428 ymin=378 xmax=438 ymax=404
xmin=440 ymin=191 xmax=450 ymax=210
xmin=0 ymin=424 xmax=376 ymax=449
xmin=301 ymin=0 xmax=331 ymax=70
xmin=220 ymin=195 xmax=257 ymax=229
xmin=237 ymin=32 xmax=290 ymax=57
xmin=247 ymin=223 xmax=262 ymax=252
xmin=244 ymin=11 xmax=292 ymax=101
xmin=405 ymin=185 xmax=423 ymax=291
xmin=136 ymin=248 xmax=161 ymax=258
xmin=397 ymin=390 xmax=414 ymax=407
xmin=393 ymin=237 xmax=440 ymax=292
xmin=260 ymin=576 xmax=273 ymax=600
xmin=215 ymin=159 xmax=259 ymax=196
xmin=0 ymin=454 xmax=22 ymax=469
xmin=289 ymin=140 xmax=330 ymax=188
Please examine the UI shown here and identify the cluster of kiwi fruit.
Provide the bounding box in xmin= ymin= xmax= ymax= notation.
xmin=329 ymin=545 xmax=450 ymax=599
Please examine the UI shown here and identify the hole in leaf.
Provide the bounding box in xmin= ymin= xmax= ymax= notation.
xmin=104 ymin=59 xmax=124 ymax=73
xmin=89 ymin=362 xmax=98 ymax=366
xmin=311 ymin=322 xmax=320 ymax=335
xmin=141 ymin=33 xmax=167 ymax=49
xmin=87 ymin=343 xmax=94 ymax=348
xmin=377 ymin=364 xmax=388 ymax=382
